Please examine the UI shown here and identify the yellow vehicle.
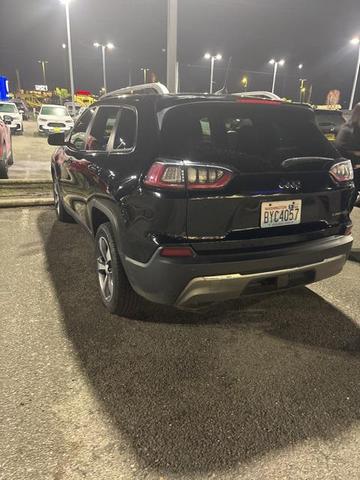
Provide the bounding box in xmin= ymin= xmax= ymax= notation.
xmin=74 ymin=94 xmax=95 ymax=107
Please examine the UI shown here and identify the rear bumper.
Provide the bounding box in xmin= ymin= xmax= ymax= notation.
xmin=123 ymin=234 xmax=353 ymax=308
xmin=176 ymin=254 xmax=346 ymax=308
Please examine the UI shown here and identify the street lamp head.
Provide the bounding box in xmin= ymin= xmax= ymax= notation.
xmin=62 ymin=43 xmax=67 ymax=49
xmin=298 ymin=63 xmax=303 ymax=69
xmin=204 ymin=53 xmax=211 ymax=60
xmin=93 ymin=42 xmax=100 ymax=48
xmin=60 ymin=0 xmax=72 ymax=4
xmin=106 ymin=42 xmax=115 ymax=49
xmin=269 ymin=59 xmax=276 ymax=65
xmin=279 ymin=59 xmax=285 ymax=66
xmin=350 ymin=37 xmax=360 ymax=45
xmin=215 ymin=54 xmax=222 ymax=61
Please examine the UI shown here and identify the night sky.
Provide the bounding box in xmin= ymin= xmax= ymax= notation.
xmin=0 ymin=0 xmax=359 ymax=104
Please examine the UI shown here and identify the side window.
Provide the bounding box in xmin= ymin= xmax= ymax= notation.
xmin=86 ymin=106 xmax=119 ymax=151
xmin=69 ymin=108 xmax=95 ymax=150
xmin=113 ymin=108 xmax=137 ymax=150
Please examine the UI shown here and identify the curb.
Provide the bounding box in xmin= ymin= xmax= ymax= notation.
xmin=0 ymin=197 xmax=54 ymax=208
xmin=0 ymin=179 xmax=52 ymax=185
xmin=349 ymin=249 xmax=360 ymax=263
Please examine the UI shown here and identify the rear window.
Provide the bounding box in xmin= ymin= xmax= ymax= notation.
xmin=159 ymin=103 xmax=336 ymax=165
xmin=40 ymin=106 xmax=68 ymax=116
xmin=315 ymin=111 xmax=345 ymax=128
xmin=0 ymin=103 xmax=17 ymax=113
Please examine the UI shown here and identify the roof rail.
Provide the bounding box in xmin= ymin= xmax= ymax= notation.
xmin=100 ymin=82 xmax=169 ymax=100
xmin=232 ymin=91 xmax=282 ymax=101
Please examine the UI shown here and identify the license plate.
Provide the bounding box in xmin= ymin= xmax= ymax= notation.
xmin=261 ymin=200 xmax=302 ymax=228
xmin=54 ymin=127 xmax=62 ymax=133
xmin=325 ymin=133 xmax=336 ymax=142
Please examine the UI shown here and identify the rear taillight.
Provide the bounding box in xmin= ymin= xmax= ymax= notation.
xmin=329 ymin=160 xmax=354 ymax=183
xmin=345 ymin=225 xmax=353 ymax=236
xmin=144 ymin=162 xmax=233 ymax=190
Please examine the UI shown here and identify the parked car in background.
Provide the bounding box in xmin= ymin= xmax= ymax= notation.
xmin=12 ymin=98 xmax=30 ymax=120
xmin=64 ymin=101 xmax=82 ymax=118
xmin=0 ymin=101 xmax=23 ymax=134
xmin=49 ymin=84 xmax=354 ymax=317
xmin=37 ymin=104 xmax=74 ymax=135
xmin=0 ymin=115 xmax=13 ymax=178
xmin=315 ymin=109 xmax=346 ymax=142
xmin=75 ymin=106 xmax=87 ymax=120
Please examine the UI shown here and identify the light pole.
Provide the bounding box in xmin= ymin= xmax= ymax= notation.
xmin=298 ymin=64 xmax=306 ymax=103
xmin=269 ymin=58 xmax=285 ymax=94
xmin=61 ymin=44 xmax=69 ymax=91
xmin=204 ymin=53 xmax=222 ymax=94
xmin=93 ymin=42 xmax=114 ymax=94
xmin=166 ymin=0 xmax=178 ymax=93
xmin=37 ymin=60 xmax=48 ymax=86
xmin=140 ymin=67 xmax=150 ymax=83
xmin=349 ymin=37 xmax=360 ymax=110
xmin=60 ymin=0 xmax=75 ymax=113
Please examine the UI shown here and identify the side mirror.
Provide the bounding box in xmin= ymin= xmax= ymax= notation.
xmin=48 ymin=132 xmax=65 ymax=146
xmin=3 ymin=115 xmax=12 ymax=125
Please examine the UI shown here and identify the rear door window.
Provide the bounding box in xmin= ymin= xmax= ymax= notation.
xmin=86 ymin=106 xmax=119 ymax=151
xmin=112 ymin=107 xmax=137 ymax=151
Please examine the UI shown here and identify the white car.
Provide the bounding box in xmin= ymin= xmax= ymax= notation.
xmin=64 ymin=101 xmax=82 ymax=118
xmin=37 ymin=104 xmax=74 ymax=135
xmin=0 ymin=102 xmax=23 ymax=134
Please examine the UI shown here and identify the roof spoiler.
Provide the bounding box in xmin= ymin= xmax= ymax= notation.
xmin=232 ymin=91 xmax=282 ymax=101
xmin=100 ymin=82 xmax=169 ymax=99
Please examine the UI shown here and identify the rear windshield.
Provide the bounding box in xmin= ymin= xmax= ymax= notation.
xmin=0 ymin=103 xmax=17 ymax=113
xmin=159 ymin=103 xmax=336 ymax=166
xmin=40 ymin=106 xmax=68 ymax=116
xmin=315 ymin=110 xmax=345 ymax=128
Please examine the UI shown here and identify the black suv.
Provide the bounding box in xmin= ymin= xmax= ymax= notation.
xmin=49 ymin=89 xmax=354 ymax=316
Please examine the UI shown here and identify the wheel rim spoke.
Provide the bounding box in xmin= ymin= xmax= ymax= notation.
xmin=97 ymin=236 xmax=113 ymax=302
xmin=107 ymin=272 xmax=114 ymax=297
xmin=97 ymin=257 xmax=106 ymax=274
xmin=99 ymin=237 xmax=108 ymax=262
xmin=53 ymin=184 xmax=59 ymax=211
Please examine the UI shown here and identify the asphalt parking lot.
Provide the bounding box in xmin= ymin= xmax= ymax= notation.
xmin=1 ymin=205 xmax=360 ymax=480
xmin=9 ymin=120 xmax=53 ymax=180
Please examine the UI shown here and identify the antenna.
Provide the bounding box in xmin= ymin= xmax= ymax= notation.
xmin=215 ymin=56 xmax=232 ymax=95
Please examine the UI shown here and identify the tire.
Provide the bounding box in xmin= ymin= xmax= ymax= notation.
xmin=95 ymin=222 xmax=139 ymax=317
xmin=0 ymin=160 xmax=8 ymax=179
xmin=8 ymin=150 xmax=14 ymax=166
xmin=53 ymin=180 xmax=74 ymax=223
xmin=0 ymin=146 xmax=8 ymax=178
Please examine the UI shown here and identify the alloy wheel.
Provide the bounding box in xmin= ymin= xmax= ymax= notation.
xmin=97 ymin=236 xmax=114 ymax=302
xmin=53 ymin=182 xmax=60 ymax=215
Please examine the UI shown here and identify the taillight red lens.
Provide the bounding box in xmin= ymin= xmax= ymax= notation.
xmin=345 ymin=225 xmax=353 ymax=236
xmin=186 ymin=166 xmax=232 ymax=189
xmin=143 ymin=162 xmax=185 ymax=189
xmin=160 ymin=246 xmax=194 ymax=257
xmin=329 ymin=160 xmax=354 ymax=183
xmin=144 ymin=162 xmax=233 ymax=190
